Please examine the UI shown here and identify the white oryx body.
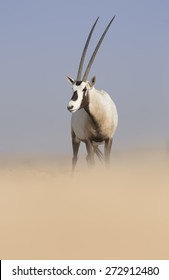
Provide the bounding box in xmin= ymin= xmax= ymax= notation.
xmin=70 ymin=86 xmax=118 ymax=144
xmin=66 ymin=17 xmax=118 ymax=170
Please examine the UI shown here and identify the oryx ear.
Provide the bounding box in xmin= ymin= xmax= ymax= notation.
xmin=66 ymin=76 xmax=75 ymax=85
xmin=89 ymin=76 xmax=96 ymax=87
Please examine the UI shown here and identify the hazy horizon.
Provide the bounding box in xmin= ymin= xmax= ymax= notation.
xmin=0 ymin=0 xmax=169 ymax=156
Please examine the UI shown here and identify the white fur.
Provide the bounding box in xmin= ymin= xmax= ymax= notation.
xmin=71 ymin=86 xmax=118 ymax=143
xmin=71 ymin=109 xmax=88 ymax=141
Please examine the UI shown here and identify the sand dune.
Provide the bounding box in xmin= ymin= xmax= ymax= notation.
xmin=0 ymin=150 xmax=169 ymax=259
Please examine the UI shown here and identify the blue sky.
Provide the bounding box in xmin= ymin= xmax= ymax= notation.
xmin=0 ymin=0 xmax=169 ymax=155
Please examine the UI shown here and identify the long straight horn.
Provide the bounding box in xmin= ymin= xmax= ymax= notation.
xmin=83 ymin=16 xmax=115 ymax=82
xmin=76 ymin=17 xmax=99 ymax=81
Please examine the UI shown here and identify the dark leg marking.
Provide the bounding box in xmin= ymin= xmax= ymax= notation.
xmin=71 ymin=130 xmax=80 ymax=171
xmin=104 ymin=138 xmax=113 ymax=166
xmin=85 ymin=139 xmax=95 ymax=166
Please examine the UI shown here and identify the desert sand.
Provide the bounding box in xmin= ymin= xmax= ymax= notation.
xmin=0 ymin=149 xmax=169 ymax=260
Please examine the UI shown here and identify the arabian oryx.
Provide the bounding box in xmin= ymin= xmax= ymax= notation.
xmin=67 ymin=17 xmax=118 ymax=170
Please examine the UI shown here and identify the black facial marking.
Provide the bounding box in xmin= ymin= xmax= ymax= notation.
xmin=75 ymin=81 xmax=82 ymax=86
xmin=82 ymin=86 xmax=87 ymax=93
xmin=71 ymin=91 xmax=78 ymax=101
xmin=80 ymin=90 xmax=89 ymax=109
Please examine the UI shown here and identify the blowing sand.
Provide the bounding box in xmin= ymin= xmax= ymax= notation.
xmin=0 ymin=149 xmax=169 ymax=260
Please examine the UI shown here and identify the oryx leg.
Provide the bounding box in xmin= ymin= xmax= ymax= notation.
xmin=72 ymin=131 xmax=80 ymax=171
xmin=104 ymin=138 xmax=113 ymax=166
xmin=85 ymin=139 xmax=95 ymax=166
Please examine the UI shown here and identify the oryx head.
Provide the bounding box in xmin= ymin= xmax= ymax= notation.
xmin=67 ymin=16 xmax=115 ymax=113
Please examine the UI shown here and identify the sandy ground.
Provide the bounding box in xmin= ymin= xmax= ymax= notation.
xmin=0 ymin=149 xmax=169 ymax=260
